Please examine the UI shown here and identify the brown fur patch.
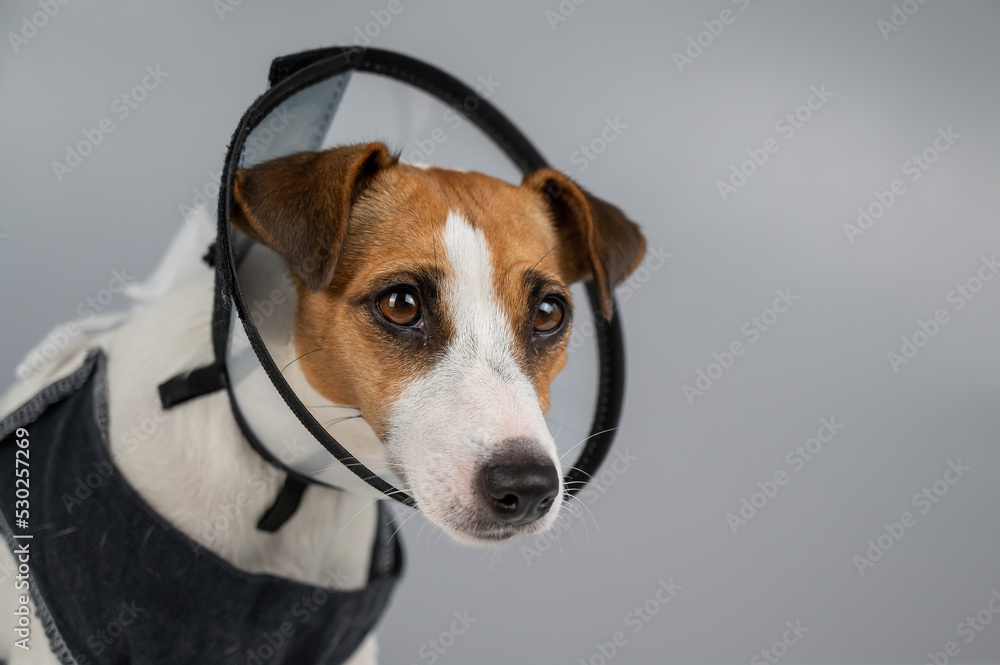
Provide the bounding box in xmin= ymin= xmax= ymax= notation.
xmin=293 ymin=164 xmax=578 ymax=434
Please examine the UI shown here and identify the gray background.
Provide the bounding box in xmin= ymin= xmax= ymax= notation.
xmin=2 ymin=1 xmax=999 ymax=663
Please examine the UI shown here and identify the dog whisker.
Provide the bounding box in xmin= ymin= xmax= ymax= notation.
xmin=422 ymin=522 xmax=445 ymax=555
xmin=300 ymin=462 xmax=391 ymax=480
xmin=387 ymin=507 xmax=422 ymax=542
xmin=413 ymin=515 xmax=434 ymax=552
xmin=305 ymin=404 xmax=362 ymax=411
xmin=325 ymin=495 xmax=385 ymax=545
xmin=384 ymin=505 xmax=414 ymax=525
xmin=559 ymin=499 xmax=588 ymax=526
xmin=321 ymin=450 xmax=393 ymax=461
xmin=531 ymin=237 xmax=577 ymax=274
xmin=566 ymin=467 xmax=595 ymax=481
xmin=482 ymin=546 xmax=502 ymax=574
xmin=558 ymin=427 xmax=620 ymax=461
xmin=279 ymin=347 xmax=328 ymax=375
xmin=321 ymin=414 xmax=365 ymax=429
xmin=565 ymin=493 xmax=601 ymax=540
xmin=551 ymin=513 xmax=576 ymax=552
xmin=317 ymin=453 xmax=392 ymax=466
xmin=557 ymin=505 xmax=590 ymax=545
xmin=380 ymin=487 xmax=417 ymax=502
xmin=544 ymin=407 xmax=565 ymax=442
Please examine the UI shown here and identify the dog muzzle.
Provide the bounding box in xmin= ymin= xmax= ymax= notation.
xmin=158 ymin=46 xmax=629 ymax=531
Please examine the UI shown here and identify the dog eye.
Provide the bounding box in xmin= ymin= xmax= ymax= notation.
xmin=533 ymin=297 xmax=564 ymax=333
xmin=378 ymin=288 xmax=421 ymax=327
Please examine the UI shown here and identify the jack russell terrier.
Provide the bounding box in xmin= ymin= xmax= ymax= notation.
xmin=0 ymin=142 xmax=645 ymax=664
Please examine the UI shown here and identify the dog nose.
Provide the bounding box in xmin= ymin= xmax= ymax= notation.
xmin=479 ymin=457 xmax=560 ymax=526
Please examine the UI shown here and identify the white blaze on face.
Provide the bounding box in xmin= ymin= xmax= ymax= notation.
xmin=384 ymin=211 xmax=561 ymax=540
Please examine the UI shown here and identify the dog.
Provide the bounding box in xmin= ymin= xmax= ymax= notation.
xmin=0 ymin=142 xmax=645 ymax=664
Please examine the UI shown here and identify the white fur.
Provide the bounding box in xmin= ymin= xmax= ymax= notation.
xmin=0 ymin=207 xmax=379 ymax=665
xmin=383 ymin=211 xmax=562 ymax=545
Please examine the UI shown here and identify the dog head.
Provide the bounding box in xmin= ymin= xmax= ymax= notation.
xmin=232 ymin=142 xmax=645 ymax=544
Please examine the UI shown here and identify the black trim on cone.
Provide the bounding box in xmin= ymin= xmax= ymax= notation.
xmin=203 ymin=46 xmax=626 ymax=513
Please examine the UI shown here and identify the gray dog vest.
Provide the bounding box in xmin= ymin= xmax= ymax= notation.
xmin=0 ymin=350 xmax=402 ymax=664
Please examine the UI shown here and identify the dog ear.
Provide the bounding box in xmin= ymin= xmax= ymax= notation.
xmin=522 ymin=169 xmax=646 ymax=320
xmin=232 ymin=143 xmax=398 ymax=291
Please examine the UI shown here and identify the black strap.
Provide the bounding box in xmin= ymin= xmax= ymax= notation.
xmin=158 ymin=363 xmax=313 ymax=532
xmin=158 ymin=363 xmax=227 ymax=410
xmin=201 ymin=242 xmax=217 ymax=267
xmin=256 ymin=475 xmax=309 ymax=532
